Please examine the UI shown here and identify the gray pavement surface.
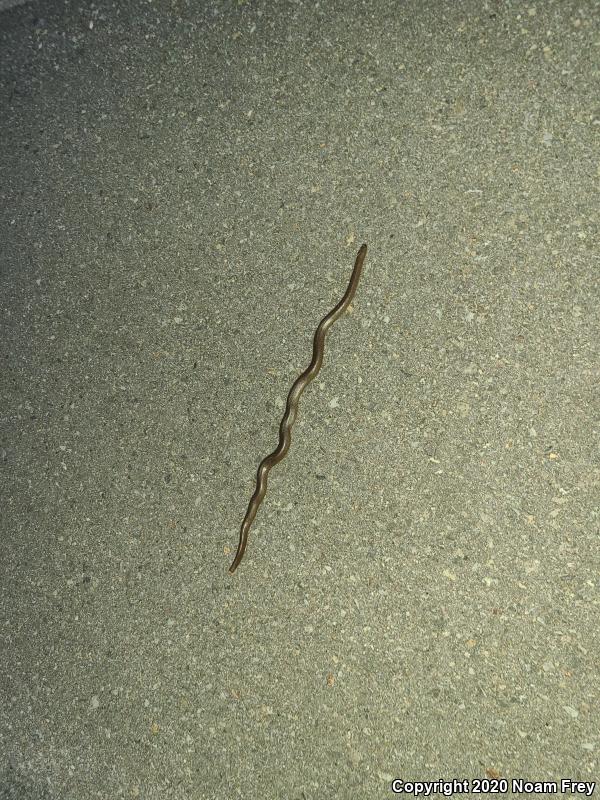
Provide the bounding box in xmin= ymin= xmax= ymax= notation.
xmin=0 ymin=1 xmax=29 ymax=12
xmin=1 ymin=0 xmax=599 ymax=798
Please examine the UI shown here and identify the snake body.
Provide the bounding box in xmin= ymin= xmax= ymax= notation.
xmin=229 ymin=244 xmax=367 ymax=573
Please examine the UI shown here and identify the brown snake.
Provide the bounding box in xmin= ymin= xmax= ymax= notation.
xmin=229 ymin=244 xmax=367 ymax=573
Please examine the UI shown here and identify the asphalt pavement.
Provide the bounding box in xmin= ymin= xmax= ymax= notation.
xmin=1 ymin=0 xmax=599 ymax=798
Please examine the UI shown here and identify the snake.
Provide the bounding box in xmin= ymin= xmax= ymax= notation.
xmin=229 ymin=243 xmax=367 ymax=573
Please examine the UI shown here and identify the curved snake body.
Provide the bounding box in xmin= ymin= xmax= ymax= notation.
xmin=229 ymin=244 xmax=367 ymax=573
